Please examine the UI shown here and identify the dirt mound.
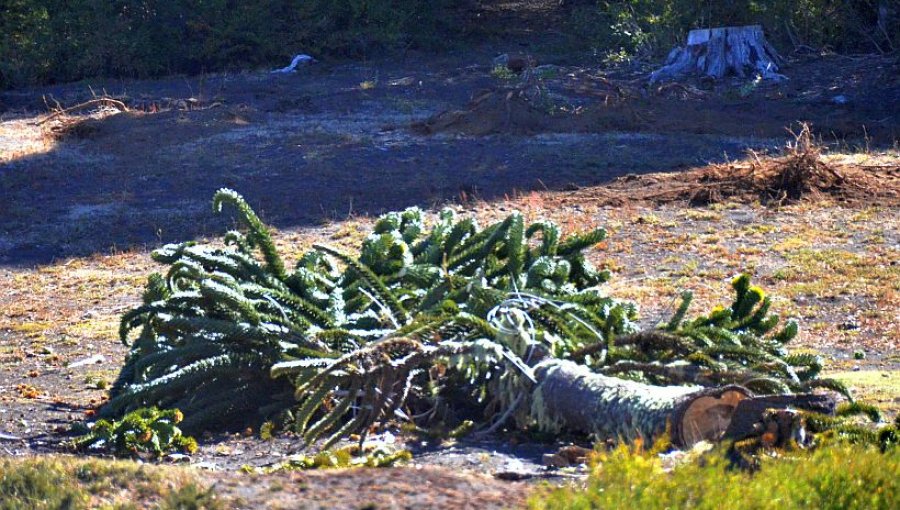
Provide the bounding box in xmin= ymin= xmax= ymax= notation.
xmin=409 ymin=54 xmax=899 ymax=143
xmin=412 ymin=86 xmax=556 ymax=136
xmin=411 ymin=82 xmax=641 ymax=136
xmin=570 ymin=126 xmax=900 ymax=207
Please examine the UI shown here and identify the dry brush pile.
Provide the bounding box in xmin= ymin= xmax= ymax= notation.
xmin=594 ymin=124 xmax=900 ymax=207
xmin=93 ymin=189 xmax=897 ymax=455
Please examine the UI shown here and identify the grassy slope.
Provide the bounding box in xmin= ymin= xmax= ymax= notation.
xmin=530 ymin=442 xmax=899 ymax=510
xmin=0 ymin=456 xmax=223 ymax=510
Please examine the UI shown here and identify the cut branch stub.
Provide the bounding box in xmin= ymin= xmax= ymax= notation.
xmin=650 ymin=25 xmax=786 ymax=84
xmin=721 ymin=393 xmax=837 ymax=442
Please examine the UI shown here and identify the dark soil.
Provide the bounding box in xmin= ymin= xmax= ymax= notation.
xmin=1 ymin=51 xmax=897 ymax=266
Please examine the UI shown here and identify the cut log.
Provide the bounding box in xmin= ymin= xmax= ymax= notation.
xmin=650 ymin=25 xmax=785 ymax=84
xmin=530 ymin=359 xmax=834 ymax=447
xmin=532 ymin=359 xmax=751 ymax=447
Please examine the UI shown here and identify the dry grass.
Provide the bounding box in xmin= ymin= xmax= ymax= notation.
xmin=0 ymin=119 xmax=55 ymax=163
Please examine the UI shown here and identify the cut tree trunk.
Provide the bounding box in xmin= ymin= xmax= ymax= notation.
xmin=650 ymin=25 xmax=785 ymax=84
xmin=531 ymin=359 xmax=835 ymax=447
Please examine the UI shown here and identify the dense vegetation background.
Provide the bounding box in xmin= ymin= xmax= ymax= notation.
xmin=0 ymin=1 xmax=897 ymax=88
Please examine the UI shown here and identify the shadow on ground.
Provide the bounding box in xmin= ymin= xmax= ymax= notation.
xmin=0 ymin=120 xmax=775 ymax=266
xmin=1 ymin=52 xmax=896 ymax=266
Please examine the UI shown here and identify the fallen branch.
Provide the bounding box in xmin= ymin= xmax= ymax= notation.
xmin=36 ymin=98 xmax=129 ymax=125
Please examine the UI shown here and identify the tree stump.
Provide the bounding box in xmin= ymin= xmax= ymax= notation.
xmin=650 ymin=25 xmax=785 ymax=84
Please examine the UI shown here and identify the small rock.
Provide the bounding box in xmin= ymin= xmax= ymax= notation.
xmin=839 ymin=319 xmax=861 ymax=331
xmin=542 ymin=453 xmax=570 ymax=468
xmin=557 ymin=445 xmax=592 ymax=464
xmin=493 ymin=470 xmax=535 ymax=481
xmin=492 ymin=54 xmax=510 ymax=67
xmin=831 ymin=94 xmax=849 ymax=105
xmin=389 ymin=76 xmax=415 ymax=87
xmin=506 ymin=56 xmax=532 ymax=74
xmin=68 ymin=354 xmax=105 ymax=368
xmin=193 ymin=461 xmax=220 ymax=471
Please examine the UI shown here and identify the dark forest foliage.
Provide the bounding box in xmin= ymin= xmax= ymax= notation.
xmin=1 ymin=1 xmax=897 ymax=88
xmin=0 ymin=0 xmax=452 ymax=88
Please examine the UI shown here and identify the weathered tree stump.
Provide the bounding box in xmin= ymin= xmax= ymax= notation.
xmin=650 ymin=25 xmax=785 ymax=84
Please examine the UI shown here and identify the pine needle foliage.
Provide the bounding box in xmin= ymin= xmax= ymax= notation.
xmin=105 ymin=190 xmax=854 ymax=445
xmin=251 ymin=444 xmax=412 ymax=473
xmin=72 ymin=407 xmax=197 ymax=457
xmin=583 ymin=274 xmax=845 ymax=399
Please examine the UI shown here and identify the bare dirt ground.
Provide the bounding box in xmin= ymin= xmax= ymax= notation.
xmin=1 ymin=19 xmax=899 ymax=508
xmin=1 ymin=48 xmax=897 ymax=266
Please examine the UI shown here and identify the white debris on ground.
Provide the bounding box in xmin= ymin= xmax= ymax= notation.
xmin=272 ymin=54 xmax=317 ymax=74
xmin=658 ymin=441 xmax=715 ymax=471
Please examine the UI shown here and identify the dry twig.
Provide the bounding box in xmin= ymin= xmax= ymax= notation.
xmin=36 ymin=98 xmax=129 ymax=125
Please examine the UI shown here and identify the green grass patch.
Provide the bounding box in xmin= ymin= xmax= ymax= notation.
xmin=775 ymin=247 xmax=899 ymax=299
xmin=531 ymin=443 xmax=899 ymax=510
xmin=830 ymin=370 xmax=900 ymax=416
xmin=0 ymin=456 xmax=222 ymax=510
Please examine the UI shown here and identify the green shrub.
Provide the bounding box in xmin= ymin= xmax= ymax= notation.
xmin=104 ymin=189 xmax=633 ymax=434
xmin=531 ymin=442 xmax=900 ymax=510
xmin=72 ymin=407 xmax=198 ymax=458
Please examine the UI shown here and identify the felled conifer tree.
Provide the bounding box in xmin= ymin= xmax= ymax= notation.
xmin=105 ymin=190 xmax=849 ymax=446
